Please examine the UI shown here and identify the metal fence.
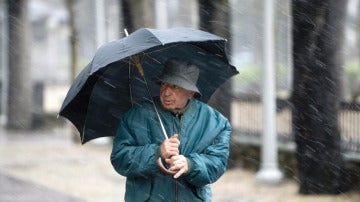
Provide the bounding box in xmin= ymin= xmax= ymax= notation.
xmin=230 ymin=95 xmax=360 ymax=160
xmin=340 ymin=102 xmax=360 ymax=155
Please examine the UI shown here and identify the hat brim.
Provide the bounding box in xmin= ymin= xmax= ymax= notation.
xmin=155 ymin=76 xmax=201 ymax=98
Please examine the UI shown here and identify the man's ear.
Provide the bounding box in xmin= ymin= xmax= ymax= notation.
xmin=188 ymin=91 xmax=195 ymax=98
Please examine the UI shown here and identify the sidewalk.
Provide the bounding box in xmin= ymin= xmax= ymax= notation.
xmin=0 ymin=123 xmax=359 ymax=202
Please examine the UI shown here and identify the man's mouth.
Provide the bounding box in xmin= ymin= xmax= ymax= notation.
xmin=163 ymin=99 xmax=173 ymax=105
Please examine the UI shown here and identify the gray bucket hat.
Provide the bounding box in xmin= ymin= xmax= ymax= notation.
xmin=157 ymin=58 xmax=201 ymax=97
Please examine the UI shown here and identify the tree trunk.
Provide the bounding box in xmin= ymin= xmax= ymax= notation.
xmin=6 ymin=0 xmax=33 ymax=130
xmin=119 ymin=0 xmax=155 ymax=35
xmin=292 ymin=0 xmax=350 ymax=194
xmin=198 ymin=0 xmax=233 ymax=120
xmin=66 ymin=0 xmax=78 ymax=82
xmin=353 ymin=1 xmax=360 ymax=102
xmin=65 ymin=0 xmax=81 ymax=143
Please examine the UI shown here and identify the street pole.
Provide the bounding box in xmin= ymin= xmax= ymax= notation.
xmin=95 ymin=0 xmax=106 ymax=48
xmin=155 ymin=0 xmax=168 ymax=29
xmin=255 ymin=0 xmax=283 ymax=184
xmin=0 ymin=0 xmax=8 ymax=125
xmin=93 ymin=0 xmax=111 ymax=145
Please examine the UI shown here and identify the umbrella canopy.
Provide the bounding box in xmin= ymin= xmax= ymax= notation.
xmin=59 ymin=27 xmax=239 ymax=144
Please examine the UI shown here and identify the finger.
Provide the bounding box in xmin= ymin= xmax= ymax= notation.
xmin=168 ymin=143 xmax=180 ymax=149
xmin=170 ymin=155 xmax=183 ymax=163
xmin=164 ymin=141 xmax=178 ymax=148
xmin=169 ymin=135 xmax=180 ymax=141
xmin=170 ymin=160 xmax=184 ymax=170
xmin=166 ymin=150 xmax=179 ymax=156
xmin=165 ymin=141 xmax=179 ymax=148
xmin=163 ymin=149 xmax=178 ymax=159
xmin=171 ymin=156 xmax=188 ymax=174
xmin=174 ymin=168 xmax=185 ymax=179
xmin=165 ymin=144 xmax=179 ymax=151
xmin=166 ymin=144 xmax=178 ymax=151
xmin=166 ymin=157 xmax=176 ymax=164
xmin=168 ymin=139 xmax=180 ymax=145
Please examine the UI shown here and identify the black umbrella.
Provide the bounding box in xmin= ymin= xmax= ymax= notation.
xmin=59 ymin=27 xmax=238 ymax=144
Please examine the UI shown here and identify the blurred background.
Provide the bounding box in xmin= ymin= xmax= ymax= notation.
xmin=0 ymin=0 xmax=360 ymax=201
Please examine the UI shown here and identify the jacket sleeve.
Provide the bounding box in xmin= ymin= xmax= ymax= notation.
xmin=184 ymin=119 xmax=232 ymax=187
xmin=110 ymin=110 xmax=160 ymax=178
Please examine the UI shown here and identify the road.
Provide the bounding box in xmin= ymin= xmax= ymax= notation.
xmin=0 ymin=124 xmax=358 ymax=202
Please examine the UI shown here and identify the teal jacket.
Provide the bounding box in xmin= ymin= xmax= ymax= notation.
xmin=111 ymin=98 xmax=232 ymax=202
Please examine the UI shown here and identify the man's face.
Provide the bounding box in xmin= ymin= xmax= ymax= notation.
xmin=160 ymin=82 xmax=195 ymax=112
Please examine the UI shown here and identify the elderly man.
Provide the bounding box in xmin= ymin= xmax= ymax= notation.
xmin=111 ymin=58 xmax=232 ymax=202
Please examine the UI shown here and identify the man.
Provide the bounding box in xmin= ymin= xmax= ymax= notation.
xmin=111 ymin=58 xmax=232 ymax=202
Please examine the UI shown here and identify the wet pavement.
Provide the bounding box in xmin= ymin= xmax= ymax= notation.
xmin=0 ymin=173 xmax=84 ymax=202
xmin=0 ymin=123 xmax=359 ymax=202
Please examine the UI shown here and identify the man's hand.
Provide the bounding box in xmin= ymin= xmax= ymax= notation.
xmin=165 ymin=155 xmax=189 ymax=179
xmin=160 ymin=134 xmax=180 ymax=159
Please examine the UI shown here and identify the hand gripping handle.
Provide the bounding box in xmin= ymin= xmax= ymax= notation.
xmin=157 ymin=134 xmax=179 ymax=175
xmin=157 ymin=157 xmax=178 ymax=175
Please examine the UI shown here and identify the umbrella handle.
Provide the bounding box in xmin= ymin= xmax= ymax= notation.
xmin=157 ymin=157 xmax=178 ymax=175
xmin=157 ymin=134 xmax=179 ymax=175
xmin=132 ymin=55 xmax=145 ymax=77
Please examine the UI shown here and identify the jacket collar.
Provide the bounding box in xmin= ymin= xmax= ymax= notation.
xmin=155 ymin=97 xmax=196 ymax=114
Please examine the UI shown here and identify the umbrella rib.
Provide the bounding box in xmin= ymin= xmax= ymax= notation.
xmin=127 ymin=61 xmax=134 ymax=107
xmin=140 ymin=42 xmax=219 ymax=63
xmin=142 ymin=43 xmax=186 ymax=55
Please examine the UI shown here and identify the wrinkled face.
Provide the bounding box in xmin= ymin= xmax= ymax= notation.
xmin=160 ymin=82 xmax=195 ymax=112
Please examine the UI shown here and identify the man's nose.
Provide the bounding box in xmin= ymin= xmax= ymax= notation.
xmin=162 ymin=86 xmax=173 ymax=95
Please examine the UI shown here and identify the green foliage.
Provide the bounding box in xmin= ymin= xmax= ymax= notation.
xmin=232 ymin=63 xmax=289 ymax=86
xmin=276 ymin=64 xmax=288 ymax=78
xmin=232 ymin=62 xmax=360 ymax=94
xmin=232 ymin=64 xmax=262 ymax=86
xmin=345 ymin=61 xmax=360 ymax=88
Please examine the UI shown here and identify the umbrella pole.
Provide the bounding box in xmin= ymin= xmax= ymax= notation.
xmin=132 ymin=55 xmax=177 ymax=175
xmin=128 ymin=63 xmax=134 ymax=107
xmin=124 ymin=29 xmax=168 ymax=139
xmin=125 ymin=29 xmax=176 ymax=175
xmin=132 ymin=55 xmax=169 ymax=140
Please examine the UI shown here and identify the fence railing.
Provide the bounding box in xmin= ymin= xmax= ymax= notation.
xmin=230 ymin=94 xmax=360 ymax=160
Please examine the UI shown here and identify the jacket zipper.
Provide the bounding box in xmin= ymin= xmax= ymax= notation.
xmin=175 ymin=179 xmax=178 ymax=202
xmin=172 ymin=114 xmax=182 ymax=202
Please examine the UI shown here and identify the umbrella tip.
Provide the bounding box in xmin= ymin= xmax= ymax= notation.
xmin=124 ymin=28 xmax=129 ymax=37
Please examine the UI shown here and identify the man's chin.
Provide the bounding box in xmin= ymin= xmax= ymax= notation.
xmin=161 ymin=104 xmax=174 ymax=111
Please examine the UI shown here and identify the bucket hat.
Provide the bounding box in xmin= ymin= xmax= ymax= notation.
xmin=157 ymin=58 xmax=201 ymax=97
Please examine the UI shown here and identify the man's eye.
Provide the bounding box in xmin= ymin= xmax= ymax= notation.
xmin=160 ymin=83 xmax=168 ymax=88
xmin=160 ymin=83 xmax=179 ymax=90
